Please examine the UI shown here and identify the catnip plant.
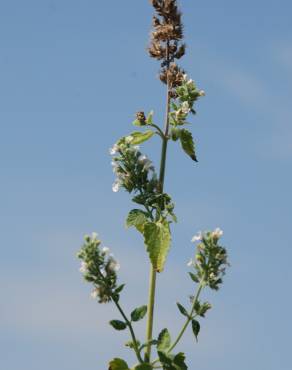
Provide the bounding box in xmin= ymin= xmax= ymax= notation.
xmin=77 ymin=1 xmax=229 ymax=369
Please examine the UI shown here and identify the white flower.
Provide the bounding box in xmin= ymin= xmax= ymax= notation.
xmin=109 ymin=144 xmax=119 ymax=155
xmin=183 ymin=73 xmax=188 ymax=81
xmin=198 ymin=90 xmax=205 ymax=97
xmin=109 ymin=259 xmax=120 ymax=272
xmin=79 ymin=261 xmax=88 ymax=274
xmin=90 ymin=288 xmax=99 ymax=299
xmin=91 ymin=232 xmax=98 ymax=240
xmin=212 ymin=227 xmax=223 ymax=239
xmin=191 ymin=231 xmax=202 ymax=243
xmin=102 ymin=246 xmax=110 ymax=255
xmin=111 ymin=160 xmax=119 ymax=173
xmin=112 ymin=179 xmax=121 ymax=192
xmin=187 ymin=79 xmax=194 ymax=85
xmin=187 ymin=258 xmax=194 ymax=267
xmin=181 ymin=101 xmax=190 ymax=114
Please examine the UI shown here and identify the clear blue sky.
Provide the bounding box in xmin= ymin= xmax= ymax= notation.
xmin=1 ymin=1 xmax=292 ymax=369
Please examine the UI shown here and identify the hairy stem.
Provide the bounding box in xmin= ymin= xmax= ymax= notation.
xmin=145 ymin=43 xmax=171 ymax=361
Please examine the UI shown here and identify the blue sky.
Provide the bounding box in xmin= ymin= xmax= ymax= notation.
xmin=1 ymin=1 xmax=292 ymax=369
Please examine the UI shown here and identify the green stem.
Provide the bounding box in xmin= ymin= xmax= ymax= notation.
xmin=114 ymin=299 xmax=144 ymax=364
xmin=96 ymin=267 xmax=143 ymax=363
xmin=151 ymin=283 xmax=204 ymax=367
xmin=145 ymin=43 xmax=171 ymax=361
xmin=167 ymin=284 xmax=203 ymax=354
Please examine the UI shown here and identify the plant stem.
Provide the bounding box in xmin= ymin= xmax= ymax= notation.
xmin=167 ymin=284 xmax=203 ymax=354
xmin=113 ymin=299 xmax=144 ymax=364
xmin=151 ymin=282 xmax=204 ymax=367
xmin=145 ymin=43 xmax=171 ymax=361
xmin=96 ymin=267 xmax=143 ymax=363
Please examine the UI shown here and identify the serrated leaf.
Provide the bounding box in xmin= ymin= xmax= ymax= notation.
xmin=143 ymin=219 xmax=171 ymax=272
xmin=157 ymin=328 xmax=171 ymax=352
xmin=109 ymin=320 xmax=127 ymax=331
xmin=191 ymin=319 xmax=200 ymax=341
xmin=130 ymin=305 xmax=147 ymax=322
xmin=176 ymin=303 xmax=189 ymax=317
xmin=179 ymin=129 xmax=197 ymax=162
xmin=126 ymin=209 xmax=148 ymax=233
xmin=127 ymin=130 xmax=155 ymax=145
xmin=108 ymin=358 xmax=129 ymax=370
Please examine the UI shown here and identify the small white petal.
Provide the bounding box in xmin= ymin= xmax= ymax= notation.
xmin=91 ymin=232 xmax=98 ymax=240
xmin=212 ymin=227 xmax=223 ymax=239
xmin=199 ymin=90 xmax=205 ymax=96
xmin=109 ymin=144 xmax=119 ymax=155
xmin=79 ymin=261 xmax=88 ymax=273
xmin=90 ymin=288 xmax=99 ymax=299
xmin=191 ymin=231 xmax=202 ymax=243
xmin=112 ymin=180 xmax=121 ymax=193
xmin=102 ymin=247 xmax=110 ymax=255
xmin=187 ymin=258 xmax=194 ymax=267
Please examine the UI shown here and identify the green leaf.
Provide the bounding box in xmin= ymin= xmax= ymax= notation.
xmin=173 ymin=352 xmax=188 ymax=370
xmin=158 ymin=351 xmax=173 ymax=367
xmin=191 ymin=319 xmax=200 ymax=341
xmin=157 ymin=328 xmax=171 ymax=352
xmin=127 ymin=130 xmax=155 ymax=145
xmin=197 ymin=302 xmax=212 ymax=317
xmin=126 ymin=209 xmax=148 ymax=233
xmin=108 ymin=358 xmax=129 ymax=370
xmin=109 ymin=320 xmax=127 ymax=331
xmin=188 ymin=272 xmax=199 ymax=283
xmin=125 ymin=340 xmax=140 ymax=349
xmin=130 ymin=305 xmax=147 ymax=322
xmin=132 ymin=119 xmax=144 ymax=127
xmin=170 ymin=127 xmax=181 ymax=142
xmin=115 ymin=284 xmax=125 ymax=294
xmin=146 ymin=110 xmax=154 ymax=125
xmin=176 ymin=303 xmax=189 ymax=317
xmin=143 ymin=219 xmax=171 ymax=272
xmin=133 ymin=365 xmax=153 ymax=370
xmin=179 ymin=129 xmax=197 ymax=162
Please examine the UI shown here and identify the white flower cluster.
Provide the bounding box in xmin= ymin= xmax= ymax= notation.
xmin=191 ymin=228 xmax=223 ymax=244
xmin=188 ymin=228 xmax=224 ymax=267
xmin=109 ymin=142 xmax=154 ymax=193
xmin=182 ymin=73 xmax=205 ymax=96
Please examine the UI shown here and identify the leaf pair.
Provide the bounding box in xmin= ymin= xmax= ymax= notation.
xmin=110 ymin=305 xmax=147 ymax=331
